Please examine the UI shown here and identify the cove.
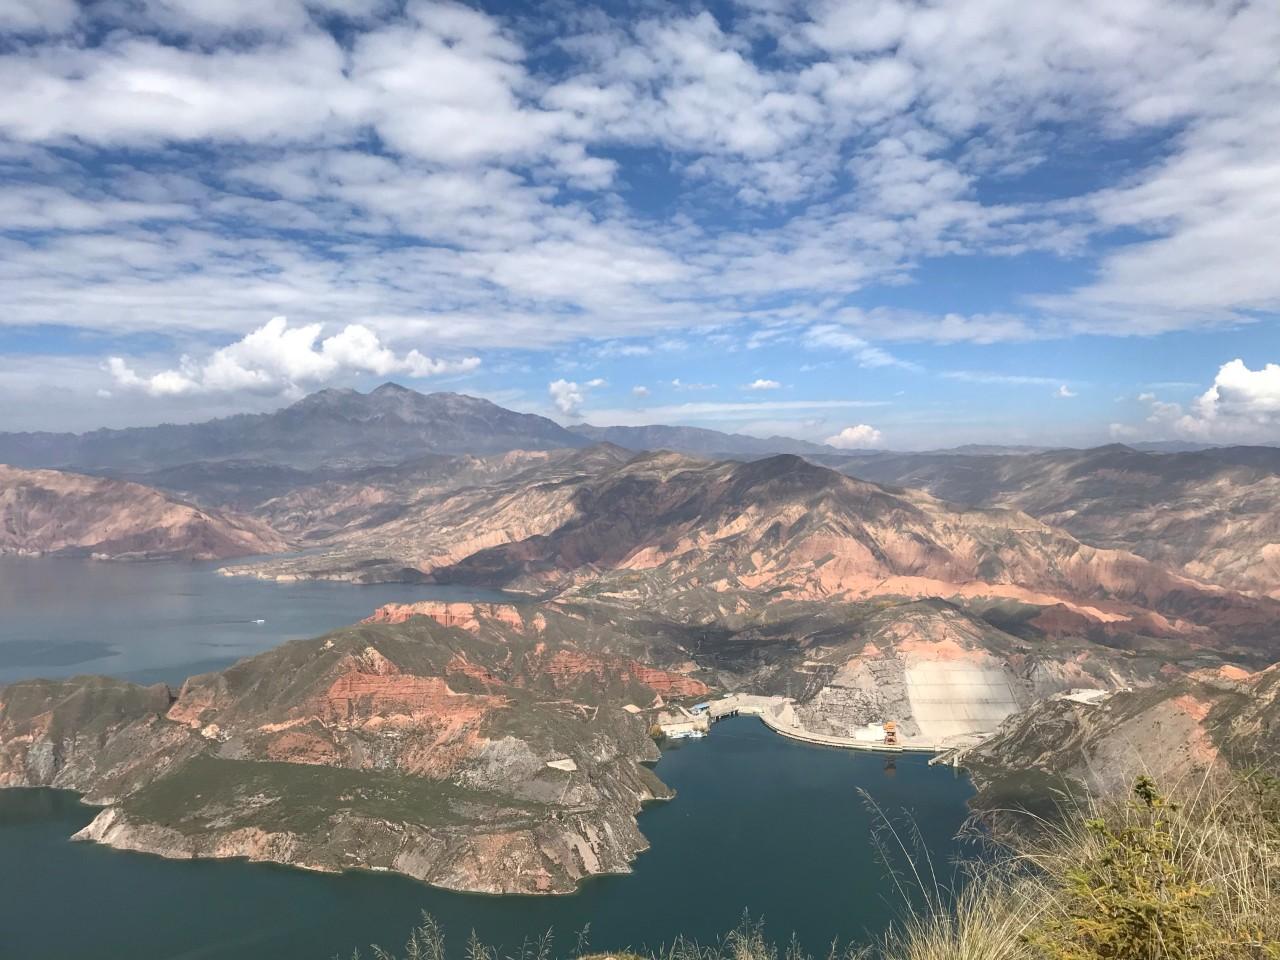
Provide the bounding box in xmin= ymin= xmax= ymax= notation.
xmin=0 ymin=718 xmax=975 ymax=960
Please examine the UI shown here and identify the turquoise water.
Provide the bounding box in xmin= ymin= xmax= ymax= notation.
xmin=0 ymin=557 xmax=977 ymax=959
xmin=0 ymin=721 xmax=974 ymax=960
xmin=0 ymin=556 xmax=510 ymax=687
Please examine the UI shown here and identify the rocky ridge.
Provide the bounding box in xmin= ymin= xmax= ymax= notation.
xmin=828 ymin=444 xmax=1280 ymax=598
xmin=0 ymin=383 xmax=588 ymax=472
xmin=0 ymin=464 xmax=287 ymax=561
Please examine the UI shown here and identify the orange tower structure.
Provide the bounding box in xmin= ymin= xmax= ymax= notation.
xmin=883 ymin=721 xmax=898 ymax=746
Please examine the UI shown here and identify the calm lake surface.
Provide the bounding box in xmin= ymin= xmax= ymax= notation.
xmin=0 ymin=556 xmax=510 ymax=687
xmin=0 ymin=558 xmax=976 ymax=960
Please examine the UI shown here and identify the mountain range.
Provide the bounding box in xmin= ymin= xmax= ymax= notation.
xmin=3 ymin=383 xmax=1280 ymax=893
xmin=828 ymin=443 xmax=1280 ymax=597
xmin=0 ymin=384 xmax=589 ymax=471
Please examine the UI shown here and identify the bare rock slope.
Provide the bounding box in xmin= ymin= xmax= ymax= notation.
xmin=829 ymin=444 xmax=1280 ymax=598
xmin=0 ymin=465 xmax=286 ymax=561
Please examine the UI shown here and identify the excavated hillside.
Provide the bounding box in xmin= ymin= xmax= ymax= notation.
xmin=0 ymin=464 xmax=287 ymax=561
xmin=950 ymin=663 xmax=1280 ymax=813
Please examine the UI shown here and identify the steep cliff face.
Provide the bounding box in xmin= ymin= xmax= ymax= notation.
xmin=0 ymin=465 xmax=287 ymax=561
xmin=0 ymin=611 xmax=697 ymax=894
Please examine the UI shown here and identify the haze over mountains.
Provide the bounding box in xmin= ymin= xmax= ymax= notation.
xmin=6 ymin=384 xmax=1280 ymax=605
xmin=1 ymin=384 xmax=1272 ymax=478
xmin=0 ymin=384 xmax=590 ymax=471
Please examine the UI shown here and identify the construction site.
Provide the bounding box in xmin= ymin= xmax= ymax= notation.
xmin=654 ymin=654 xmax=1029 ymax=754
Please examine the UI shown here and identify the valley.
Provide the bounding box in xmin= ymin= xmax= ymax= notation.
xmin=2 ymin=385 xmax=1278 ymax=903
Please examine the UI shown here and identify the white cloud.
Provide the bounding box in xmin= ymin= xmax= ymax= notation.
xmin=1 ymin=0 xmax=1278 ymax=432
xmin=1056 ymin=384 xmax=1077 ymax=398
xmin=0 ymin=0 xmax=77 ymax=33
xmin=548 ymin=377 xmax=606 ymax=416
xmin=1109 ymin=422 xmax=1140 ymax=440
xmin=826 ymin=424 xmax=884 ymax=449
xmin=1174 ymin=359 xmax=1280 ymax=439
xmin=805 ymin=325 xmax=917 ymax=369
xmin=631 ymin=385 xmax=650 ymax=397
xmin=745 ymin=378 xmax=782 ymax=391
xmin=819 ymin=307 xmax=1040 ymax=345
xmin=107 ymin=316 xmax=478 ymax=397
xmin=944 ymin=371 xmax=1065 ymax=387
xmin=1109 ymin=360 xmax=1280 ymax=443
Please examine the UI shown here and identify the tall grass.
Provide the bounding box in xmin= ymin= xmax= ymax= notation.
xmin=883 ymin=772 xmax=1280 ymax=960
xmin=343 ymin=774 xmax=1279 ymax=960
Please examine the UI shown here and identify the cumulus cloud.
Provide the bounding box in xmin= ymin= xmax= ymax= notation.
xmin=631 ymin=385 xmax=650 ymax=397
xmin=1056 ymin=384 xmax=1077 ymax=398
xmin=1109 ymin=359 xmax=1280 ymax=443
xmin=746 ymin=378 xmax=782 ymax=391
xmin=2 ymin=0 xmax=1279 ymax=433
xmin=107 ymin=316 xmax=479 ymax=397
xmin=1194 ymin=359 xmax=1280 ymax=420
xmin=826 ymin=424 xmax=884 ymax=449
xmin=548 ymin=377 xmax=604 ymax=416
xmin=1173 ymin=359 xmax=1280 ymax=439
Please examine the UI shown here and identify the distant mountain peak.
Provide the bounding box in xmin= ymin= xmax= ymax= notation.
xmin=371 ymin=381 xmax=414 ymax=395
xmin=0 ymin=384 xmax=588 ymax=471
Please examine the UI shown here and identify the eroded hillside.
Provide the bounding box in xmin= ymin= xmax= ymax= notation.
xmin=0 ymin=465 xmax=287 ymax=561
xmin=830 ymin=444 xmax=1280 ymax=597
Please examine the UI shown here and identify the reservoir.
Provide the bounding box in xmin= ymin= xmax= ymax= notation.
xmin=0 ymin=722 xmax=974 ymax=960
xmin=0 ymin=556 xmax=510 ymax=687
xmin=0 ymin=559 xmax=977 ymax=959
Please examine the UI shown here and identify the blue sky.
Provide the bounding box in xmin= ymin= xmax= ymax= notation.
xmin=1 ymin=0 xmax=1279 ymax=448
